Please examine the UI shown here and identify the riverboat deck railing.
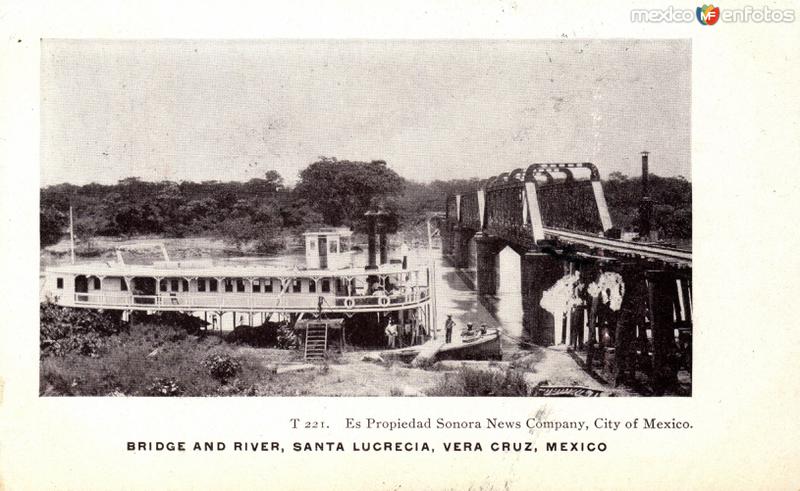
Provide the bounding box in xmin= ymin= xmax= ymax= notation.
xmin=67 ymin=288 xmax=430 ymax=313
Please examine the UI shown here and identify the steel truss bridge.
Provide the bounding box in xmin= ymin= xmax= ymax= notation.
xmin=442 ymin=162 xmax=692 ymax=395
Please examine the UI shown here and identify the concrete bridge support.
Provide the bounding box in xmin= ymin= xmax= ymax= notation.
xmin=451 ymin=226 xmax=475 ymax=269
xmin=441 ymin=223 xmax=454 ymax=257
xmin=520 ymin=252 xmax=566 ymax=346
xmin=474 ymin=233 xmax=504 ymax=296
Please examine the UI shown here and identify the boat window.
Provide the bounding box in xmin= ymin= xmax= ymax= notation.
xmin=182 ymin=279 xmax=189 ymax=292
xmin=309 ymin=280 xmax=316 ymax=293
xmin=93 ymin=277 xmax=101 ymax=290
xmin=120 ymin=279 xmax=128 ymax=291
xmin=321 ymin=279 xmax=330 ymax=293
xmin=293 ymin=279 xmax=302 ymax=293
xmin=56 ymin=277 xmax=63 ymax=289
xmin=224 ymin=279 xmax=233 ymax=292
xmin=209 ymin=279 xmax=218 ymax=292
xmin=340 ymin=237 xmax=349 ymax=252
xmin=252 ymin=279 xmax=261 ymax=293
xmin=160 ymin=279 xmax=168 ymax=292
xmin=171 ymin=279 xmax=179 ymax=292
xmin=264 ymin=279 xmax=273 ymax=293
xmin=329 ymin=241 xmax=337 ymax=254
xmin=236 ymin=279 xmax=245 ymax=292
xmin=198 ymin=279 xmax=206 ymax=292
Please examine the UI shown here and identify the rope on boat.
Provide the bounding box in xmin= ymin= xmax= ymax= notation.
xmin=495 ymin=329 xmax=577 ymax=353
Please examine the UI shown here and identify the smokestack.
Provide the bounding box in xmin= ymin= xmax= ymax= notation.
xmin=377 ymin=210 xmax=389 ymax=265
xmin=639 ymin=151 xmax=652 ymax=240
xmin=365 ymin=211 xmax=378 ymax=270
xmin=641 ymin=151 xmax=650 ymax=197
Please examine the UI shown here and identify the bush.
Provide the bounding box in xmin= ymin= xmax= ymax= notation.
xmin=40 ymin=303 xmax=125 ymax=357
xmin=203 ymin=353 xmax=241 ymax=383
xmin=276 ymin=324 xmax=299 ymax=349
xmin=253 ymin=235 xmax=285 ymax=255
xmin=427 ymin=367 xmax=529 ymax=397
xmin=142 ymin=311 xmax=207 ymax=335
xmin=146 ymin=377 xmax=183 ymax=396
xmin=227 ymin=324 xmax=277 ymax=347
xmin=226 ymin=322 xmax=298 ymax=349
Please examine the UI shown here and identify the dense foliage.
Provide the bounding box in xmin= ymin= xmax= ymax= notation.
xmin=603 ymin=172 xmax=692 ymax=239
xmin=40 ymin=303 xmax=126 ymax=356
xmin=39 ymin=309 xmax=289 ymax=396
xmin=40 ymin=206 xmax=66 ymax=247
xmin=40 ymin=171 xmax=310 ymax=253
xmin=40 ymin=159 xmax=692 ymax=248
xmin=293 ymin=157 xmax=406 ymax=228
xmin=226 ymin=322 xmax=299 ymax=349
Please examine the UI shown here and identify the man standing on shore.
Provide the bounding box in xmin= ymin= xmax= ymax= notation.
xmin=385 ymin=318 xmax=398 ymax=349
xmin=445 ymin=314 xmax=455 ymax=343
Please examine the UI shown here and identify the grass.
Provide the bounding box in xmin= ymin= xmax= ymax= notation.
xmin=40 ymin=319 xmax=536 ymax=397
xmin=39 ymin=322 xmax=302 ymax=396
xmin=39 ymin=306 xmax=567 ymax=397
xmin=425 ymin=367 xmax=530 ymax=397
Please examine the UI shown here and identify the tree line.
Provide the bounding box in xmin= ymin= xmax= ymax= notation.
xmin=40 ymin=158 xmax=691 ymax=250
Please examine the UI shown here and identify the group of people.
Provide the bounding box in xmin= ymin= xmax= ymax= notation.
xmin=444 ymin=314 xmax=488 ymax=344
xmin=383 ymin=314 xmax=491 ymax=348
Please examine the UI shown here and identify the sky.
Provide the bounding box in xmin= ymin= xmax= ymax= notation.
xmin=40 ymin=39 xmax=691 ymax=187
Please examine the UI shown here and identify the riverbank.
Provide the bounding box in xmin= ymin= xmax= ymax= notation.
xmin=40 ymin=318 xmax=628 ymax=396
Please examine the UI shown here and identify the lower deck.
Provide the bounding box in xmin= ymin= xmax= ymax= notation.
xmin=59 ymin=288 xmax=429 ymax=313
xmin=42 ymin=263 xmax=432 ymax=314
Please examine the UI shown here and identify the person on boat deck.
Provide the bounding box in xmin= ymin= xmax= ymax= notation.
xmin=462 ymin=322 xmax=475 ymax=337
xmin=480 ymin=323 xmax=488 ymax=335
xmin=444 ymin=315 xmax=455 ymax=343
xmin=385 ymin=318 xmax=398 ymax=349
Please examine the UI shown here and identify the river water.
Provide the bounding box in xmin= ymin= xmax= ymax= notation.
xmin=428 ymin=246 xmax=526 ymax=355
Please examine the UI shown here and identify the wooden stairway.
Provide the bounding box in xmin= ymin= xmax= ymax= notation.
xmin=304 ymin=323 xmax=328 ymax=361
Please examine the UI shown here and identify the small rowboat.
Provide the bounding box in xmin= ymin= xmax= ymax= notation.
xmin=436 ymin=328 xmax=502 ymax=361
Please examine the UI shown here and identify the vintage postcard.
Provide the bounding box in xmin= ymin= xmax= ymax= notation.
xmin=1 ymin=1 xmax=799 ymax=490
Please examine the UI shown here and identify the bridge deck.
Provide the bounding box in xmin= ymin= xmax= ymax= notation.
xmin=543 ymin=228 xmax=692 ymax=266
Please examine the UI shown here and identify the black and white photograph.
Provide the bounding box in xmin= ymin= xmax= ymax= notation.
xmin=39 ymin=39 xmax=692 ymax=397
xmin=3 ymin=1 xmax=800 ymax=489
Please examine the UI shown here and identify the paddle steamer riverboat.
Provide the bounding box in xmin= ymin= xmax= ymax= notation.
xmin=41 ymin=226 xmax=435 ymax=356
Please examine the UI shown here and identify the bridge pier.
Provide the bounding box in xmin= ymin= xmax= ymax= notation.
xmin=520 ymin=252 xmax=565 ymax=346
xmin=441 ymin=223 xmax=454 ymax=257
xmin=451 ymin=226 xmax=475 ymax=269
xmin=474 ymin=233 xmax=504 ymax=295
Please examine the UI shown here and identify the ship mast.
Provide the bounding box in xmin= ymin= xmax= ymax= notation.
xmin=426 ymin=217 xmax=438 ymax=339
xmin=69 ymin=205 xmax=75 ymax=264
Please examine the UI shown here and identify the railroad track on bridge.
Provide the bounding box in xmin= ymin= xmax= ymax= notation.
xmin=542 ymin=228 xmax=692 ymax=266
